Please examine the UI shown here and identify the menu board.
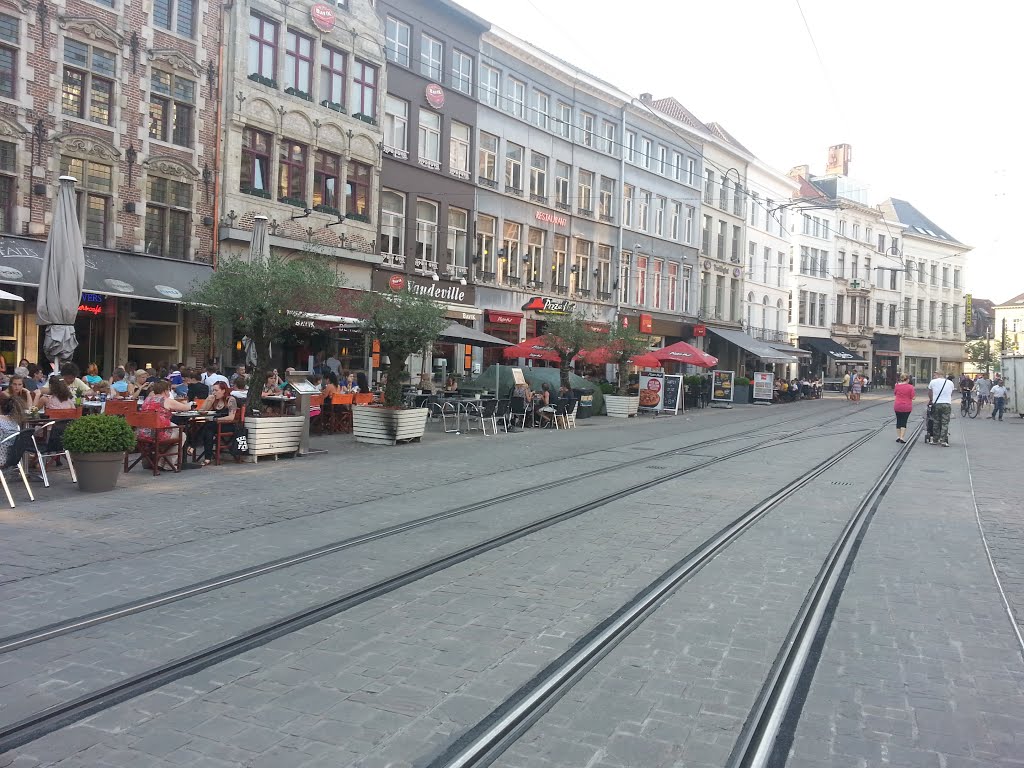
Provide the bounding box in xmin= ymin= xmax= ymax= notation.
xmin=711 ymin=370 xmax=735 ymax=403
xmin=753 ymin=372 xmax=774 ymax=401
xmin=662 ymin=374 xmax=682 ymax=415
xmin=638 ymin=372 xmax=664 ymax=410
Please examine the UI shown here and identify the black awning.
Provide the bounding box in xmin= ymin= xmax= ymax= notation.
xmin=801 ymin=336 xmax=866 ymax=362
xmin=0 ymin=234 xmax=212 ymax=303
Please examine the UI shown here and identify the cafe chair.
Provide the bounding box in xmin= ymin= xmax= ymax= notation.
xmin=508 ymin=396 xmax=530 ymax=429
xmin=490 ymin=400 xmax=511 ymax=434
xmin=214 ymin=405 xmax=247 ymax=465
xmin=559 ymin=400 xmax=578 ymax=430
xmin=440 ymin=400 xmax=461 ymax=433
xmin=124 ymin=412 xmax=183 ymax=476
xmin=309 ymin=394 xmax=324 ymax=435
xmin=30 ymin=420 xmax=79 ymax=488
xmin=0 ymin=429 xmax=38 ymax=508
xmin=354 ymin=393 xmax=374 ymax=406
xmin=104 ymin=399 xmax=140 ymax=416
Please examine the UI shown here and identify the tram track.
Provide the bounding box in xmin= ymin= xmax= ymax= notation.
xmin=423 ymin=419 xmax=923 ymax=768
xmin=0 ymin=404 xmax=890 ymax=753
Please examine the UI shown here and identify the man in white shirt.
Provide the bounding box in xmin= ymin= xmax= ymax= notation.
xmin=202 ymin=365 xmax=229 ymax=388
xmin=975 ymin=375 xmax=991 ymax=411
xmin=990 ymin=381 xmax=1008 ymax=421
xmin=928 ymin=371 xmax=953 ymax=446
xmin=325 ymin=355 xmax=341 ymax=376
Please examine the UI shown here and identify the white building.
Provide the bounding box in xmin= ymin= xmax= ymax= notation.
xmin=992 ymin=292 xmax=1024 ymax=357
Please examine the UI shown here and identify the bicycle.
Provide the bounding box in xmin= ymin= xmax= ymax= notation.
xmin=960 ymin=390 xmax=979 ymax=418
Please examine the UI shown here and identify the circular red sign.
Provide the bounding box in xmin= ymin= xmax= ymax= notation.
xmin=388 ymin=274 xmax=406 ymax=292
xmin=310 ymin=2 xmax=336 ymax=32
xmin=425 ymin=84 xmax=445 ymax=109
xmin=646 ymin=379 xmax=662 ymax=392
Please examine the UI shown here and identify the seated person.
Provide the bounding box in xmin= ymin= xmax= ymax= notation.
xmin=444 ymin=375 xmax=458 ymax=393
xmin=537 ymin=383 xmax=554 ymax=427
xmin=185 ymin=369 xmax=210 ymax=402
xmin=111 ymin=370 xmax=131 ymax=397
xmin=0 ymin=396 xmax=25 ymax=465
xmin=39 ymin=376 xmax=76 ymax=410
xmin=198 ymin=381 xmax=240 ymax=466
xmin=137 ymin=379 xmax=190 ymax=443
xmin=92 ymin=381 xmax=111 ymax=400
xmin=5 ymin=375 xmax=34 ymax=410
xmin=260 ymin=373 xmax=280 ymax=398
xmin=84 ymin=363 xmax=104 ymax=387
xmin=231 ymin=375 xmax=250 ymax=402
xmin=342 ymin=372 xmax=360 ymax=393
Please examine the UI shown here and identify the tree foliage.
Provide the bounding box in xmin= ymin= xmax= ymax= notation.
xmin=606 ymin=321 xmax=654 ymax=395
xmin=185 ymin=251 xmax=341 ymax=414
xmin=542 ymin=311 xmax=603 ymax=390
xmin=357 ymin=289 xmax=448 ymax=407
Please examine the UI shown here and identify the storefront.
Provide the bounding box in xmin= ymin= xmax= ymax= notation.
xmin=483 ymin=310 xmax=523 ymax=368
xmin=872 ymin=333 xmax=901 ymax=386
xmin=707 ymin=327 xmax=798 ymax=378
xmin=800 ymin=336 xmax=867 ymax=379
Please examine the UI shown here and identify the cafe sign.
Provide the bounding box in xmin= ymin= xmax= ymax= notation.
xmin=522 ymin=296 xmax=577 ymax=315
xmin=425 ymin=84 xmax=445 ymax=109
xmin=372 ymin=270 xmax=476 ymax=306
xmin=310 ymin=2 xmax=336 ymax=31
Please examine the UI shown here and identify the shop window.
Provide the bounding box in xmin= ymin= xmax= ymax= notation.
xmin=149 ymin=70 xmax=195 ymax=147
xmin=0 ymin=298 xmax=18 ymax=365
xmin=345 ymin=160 xmax=371 ymax=219
xmin=62 ymin=39 xmax=115 ymax=125
xmin=128 ymin=300 xmax=180 ymax=366
xmin=145 ymin=175 xmax=192 ymax=259
xmin=60 ymin=156 xmax=111 ymax=247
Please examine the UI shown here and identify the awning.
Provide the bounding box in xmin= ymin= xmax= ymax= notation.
xmin=708 ymin=327 xmax=798 ymax=364
xmin=289 ymin=311 xmax=361 ymax=330
xmin=438 ymin=321 xmax=512 ymax=348
xmin=0 ymin=235 xmax=212 ymax=303
xmin=770 ymin=342 xmax=812 ymax=358
xmin=486 ymin=310 xmax=523 ymax=324
xmin=802 ymin=336 xmax=867 ymax=362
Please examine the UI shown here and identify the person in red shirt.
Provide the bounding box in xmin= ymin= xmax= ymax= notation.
xmin=893 ymin=373 xmax=916 ymax=443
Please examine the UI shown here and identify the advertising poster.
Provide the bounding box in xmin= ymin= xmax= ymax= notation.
xmin=638 ymin=372 xmax=665 ymax=411
xmin=753 ymin=372 xmax=774 ymax=401
xmin=661 ymin=374 xmax=683 ymax=415
xmin=711 ymin=370 xmax=735 ymax=403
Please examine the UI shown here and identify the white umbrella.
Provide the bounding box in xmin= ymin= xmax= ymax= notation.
xmin=250 ymin=214 xmax=269 ymax=262
xmin=36 ymin=176 xmax=86 ymax=367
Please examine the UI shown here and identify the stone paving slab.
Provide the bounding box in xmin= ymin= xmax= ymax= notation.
xmin=1 ymin=426 xmax=880 ymax=767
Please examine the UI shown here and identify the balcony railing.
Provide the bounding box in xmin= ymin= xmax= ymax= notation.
xmin=414 ymin=259 xmax=438 ymax=275
xmin=381 ymin=252 xmax=406 ymax=267
xmin=747 ymin=326 xmax=789 ymax=343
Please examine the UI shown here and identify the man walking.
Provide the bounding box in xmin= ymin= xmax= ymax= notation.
xmin=975 ymin=373 xmax=991 ymax=413
xmin=928 ymin=370 xmax=953 ymax=447
xmin=990 ymin=379 xmax=1008 ymax=421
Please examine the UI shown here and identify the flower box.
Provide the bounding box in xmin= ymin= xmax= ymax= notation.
xmin=353 ymin=406 xmax=427 ymax=446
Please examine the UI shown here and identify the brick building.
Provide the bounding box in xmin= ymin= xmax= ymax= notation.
xmin=0 ymin=0 xmax=218 ymax=371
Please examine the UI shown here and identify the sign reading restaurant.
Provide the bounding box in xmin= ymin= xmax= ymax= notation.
xmin=371 ymin=270 xmax=476 ymax=306
xmin=522 ymin=296 xmax=576 ymax=315
xmin=535 ymin=210 xmax=568 ymax=227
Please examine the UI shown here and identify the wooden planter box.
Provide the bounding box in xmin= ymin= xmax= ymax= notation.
xmin=353 ymin=406 xmax=428 ymax=446
xmin=243 ymin=415 xmax=305 ymax=462
xmin=604 ymin=394 xmax=640 ymax=418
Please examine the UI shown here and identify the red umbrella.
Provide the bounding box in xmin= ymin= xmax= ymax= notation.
xmin=577 ymin=347 xmax=663 ymax=369
xmin=502 ymin=336 xmax=562 ymax=363
xmin=652 ymin=340 xmax=718 ymax=368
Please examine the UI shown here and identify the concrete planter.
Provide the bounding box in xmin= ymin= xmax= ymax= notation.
xmin=353 ymin=406 xmax=428 ymax=445
xmin=604 ymin=395 xmax=640 ymax=418
xmin=242 ymin=415 xmax=305 ymax=462
xmin=71 ymin=452 xmax=123 ymax=492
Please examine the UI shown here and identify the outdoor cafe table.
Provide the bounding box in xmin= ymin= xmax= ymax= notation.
xmin=261 ymin=395 xmax=299 ymax=414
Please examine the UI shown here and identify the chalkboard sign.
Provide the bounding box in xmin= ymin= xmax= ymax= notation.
xmin=662 ymin=374 xmax=682 ymax=415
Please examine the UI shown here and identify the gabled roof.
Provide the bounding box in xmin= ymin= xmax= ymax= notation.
xmin=793 ymin=175 xmax=828 ymax=201
xmin=997 ymin=292 xmax=1024 ymax=307
xmin=879 ymin=198 xmax=961 ymax=245
xmin=705 ymin=122 xmax=752 ymax=156
xmin=649 ymin=97 xmax=708 ymax=131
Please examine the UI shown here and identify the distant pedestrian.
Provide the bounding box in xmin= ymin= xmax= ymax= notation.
xmin=842 ymin=371 xmax=851 ymax=400
xmin=893 ymin=373 xmax=915 ymax=443
xmin=975 ymin=374 xmax=991 ymax=412
xmin=990 ymin=380 xmax=1008 ymax=421
xmin=928 ymin=370 xmax=953 ymax=447
xmin=850 ymin=373 xmax=863 ymax=403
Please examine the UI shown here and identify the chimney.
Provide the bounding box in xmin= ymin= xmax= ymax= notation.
xmin=788 ymin=164 xmax=810 ymax=180
xmin=825 ymin=144 xmax=852 ymax=176
xmin=639 ymin=93 xmax=653 ymax=104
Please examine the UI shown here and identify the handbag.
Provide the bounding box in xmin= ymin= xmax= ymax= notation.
xmin=232 ymin=427 xmax=249 ymax=456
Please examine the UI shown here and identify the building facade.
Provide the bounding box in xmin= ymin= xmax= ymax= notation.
xmin=993 ymin=292 xmax=1024 ymax=357
xmin=0 ymin=0 xmax=218 ymax=371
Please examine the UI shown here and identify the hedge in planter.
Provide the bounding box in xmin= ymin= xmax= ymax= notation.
xmin=62 ymin=415 xmax=137 ymax=493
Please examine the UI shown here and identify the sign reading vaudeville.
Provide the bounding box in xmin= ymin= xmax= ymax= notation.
xmin=371 ymin=270 xmax=476 ymax=306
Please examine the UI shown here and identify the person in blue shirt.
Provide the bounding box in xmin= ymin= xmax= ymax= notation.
xmin=111 ymin=370 xmax=130 ymax=396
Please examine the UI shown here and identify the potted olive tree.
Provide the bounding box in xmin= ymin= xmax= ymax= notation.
xmin=61 ymin=414 xmax=137 ymax=492
xmin=603 ymin=322 xmax=653 ymax=418
xmin=540 ymin=310 xmax=603 ymax=391
xmin=355 ymin=288 xmax=448 ymax=445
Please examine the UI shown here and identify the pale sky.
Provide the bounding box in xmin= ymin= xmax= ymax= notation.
xmin=457 ymin=0 xmax=1022 ymax=304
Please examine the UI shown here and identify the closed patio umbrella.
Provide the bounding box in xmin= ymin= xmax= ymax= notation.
xmin=36 ymin=176 xmax=86 ymax=370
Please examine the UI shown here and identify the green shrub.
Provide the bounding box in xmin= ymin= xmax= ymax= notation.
xmin=684 ymin=375 xmax=705 ymax=387
xmin=62 ymin=415 xmax=137 ymax=453
xmin=598 ymin=382 xmax=616 ymax=395
xmin=735 ymin=376 xmax=752 ymax=386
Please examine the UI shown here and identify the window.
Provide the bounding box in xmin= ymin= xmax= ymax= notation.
xmin=447 ymin=207 xmax=468 ymax=270
xmin=686 ymin=158 xmax=696 ymax=186
xmin=952 ymin=305 xmax=959 ymax=334
xmin=683 ymin=206 xmax=694 ymax=243
xmin=154 ymin=0 xmax=195 ymax=37
xmin=701 ymin=215 xmax=711 ymax=256
xmin=637 ymin=190 xmax=650 ymax=231
xmin=942 ymin=265 xmax=949 ymax=288
xmin=553 ymin=235 xmax=569 ymax=288
xmin=247 ymin=15 xmax=277 ymax=81
xmin=823 ymin=220 xmax=831 ymax=239
xmin=476 ymin=214 xmax=495 ymax=275
xmin=149 ymin=71 xmax=194 ymax=146
xmin=380 ymin=190 xmax=405 ymax=261
xmin=597 ymin=244 xmax=612 ymax=296
xmin=529 ymin=152 xmax=547 ymax=201
xmin=763 ymin=246 xmax=770 ymax=283
xmin=502 ymin=222 xmax=522 ymax=282
xmin=865 ymin=227 xmax=872 ymax=244
xmin=838 ymin=219 xmax=846 ymax=235
xmin=556 ymin=102 xmax=572 ymax=138
xmin=641 ymin=138 xmax=652 ymax=169
xmin=285 ymin=30 xmax=313 ymax=95
xmin=622 ymin=184 xmax=634 ymax=228
xmin=851 ymin=255 xmax=859 ymax=280
xmin=837 ymin=251 xmax=845 ymax=279
xmin=835 ymin=295 xmax=844 ymax=324
xmin=717 ymin=221 xmax=726 ymax=260
xmin=505 ymin=143 xmax=524 ymax=194
xmin=798 ymin=290 xmax=807 ymax=325
xmin=599 ymin=177 xmax=614 ymax=221
xmin=654 ymin=196 xmax=666 ymax=236
xmin=0 ymin=141 xmax=14 ymax=232
xmin=658 ymin=146 xmax=668 ymax=175
xmin=60 ymin=156 xmax=111 ymax=246
xmin=419 ymin=34 xmax=442 ymax=81
xmin=63 ymin=40 xmax=115 ymax=124
xmin=449 ymin=122 xmax=471 ymax=178
xmin=555 ymin=162 xmax=570 ymax=210
xmin=579 ymin=112 xmax=595 ymax=147
xmin=144 ymin=176 xmax=191 ymax=259
xmin=651 ymin=259 xmax=663 ymax=308
xmin=415 ymin=200 xmax=438 ymax=269
xmin=918 ymin=261 xmax=926 ymax=283
xmin=878 ymin=233 xmax=886 ymax=253
xmin=731 ymin=224 xmax=741 ymax=262
xmin=240 ymin=127 xmax=272 ymax=194
xmin=777 ymin=252 xmax=784 ymax=287
xmin=385 ymin=16 xmax=410 ymax=66
xmin=320 ymin=46 xmax=346 ymax=107
xmin=890 ymin=269 xmax=898 ymax=290
xmin=748 ymin=242 xmax=757 ymax=279
xmin=929 ymin=301 xmax=937 ymax=330
xmin=954 ymin=268 xmax=962 ymax=289
xmin=349 ymin=60 xmax=377 ymax=117
xmin=452 ymin=50 xmax=473 ymax=95
xmin=603 ymin=121 xmax=616 ymax=154
xmin=667 ymin=263 xmax=678 ymax=311
xmin=930 ymin=263 xmax=938 ymax=286
xmin=478 ymin=132 xmax=498 ymax=184
xmin=704 ymin=170 xmax=715 ymax=205
xmin=417 ymin=109 xmax=441 ymax=168
xmin=278 ymin=140 xmax=307 ymax=202
xmin=313 ymin=150 xmax=341 ymax=211
xmin=673 ymin=152 xmax=683 ymax=181
xmin=732 ymin=183 xmax=742 ymax=216
xmin=577 ymin=170 xmax=593 ymax=215
xmin=506 ymin=77 xmax=526 ymax=119
xmin=635 ymin=255 xmax=647 ymax=305
xmin=620 ymin=253 xmax=631 ymax=304
xmin=479 ymin=64 xmax=499 ymax=107
xmin=683 ymin=266 xmax=692 ymax=314
xmin=852 ymin=223 xmax=860 ymax=240
xmin=917 ymin=299 xmax=924 ymax=330
xmin=625 ymin=131 xmax=636 ymax=163
xmin=383 ymin=96 xmax=408 ymax=156
xmin=532 ymin=91 xmax=550 ymax=130
xmin=719 ymin=177 xmax=729 ymax=210
xmin=889 ymin=303 xmax=897 ymax=328
xmin=574 ymin=239 xmax=591 ymax=292
xmin=525 ymin=228 xmax=542 ymax=284
xmin=876 ymin=302 xmax=884 ymax=327
xmin=0 ymin=13 xmax=16 ymax=99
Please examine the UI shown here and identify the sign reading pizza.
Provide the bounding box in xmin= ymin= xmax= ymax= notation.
xmin=522 ymin=296 xmax=577 ymax=315
xmin=388 ymin=273 xmax=406 ymax=291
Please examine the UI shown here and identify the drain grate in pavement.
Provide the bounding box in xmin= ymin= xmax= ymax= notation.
xmin=631 ymin=446 xmax=657 ymax=450
xmin=830 ymin=481 xmax=854 ymax=486
xmin=646 ymin=465 xmax=668 ymax=469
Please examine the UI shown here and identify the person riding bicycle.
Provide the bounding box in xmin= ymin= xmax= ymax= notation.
xmin=975 ymin=374 xmax=991 ymax=410
xmin=959 ymin=373 xmax=974 ymax=401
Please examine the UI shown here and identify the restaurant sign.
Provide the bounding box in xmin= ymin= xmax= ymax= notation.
xmin=310 ymin=2 xmax=336 ymax=31
xmin=425 ymin=84 xmax=445 ymax=109
xmin=78 ymin=292 xmax=105 ymax=315
xmin=535 ymin=210 xmax=568 ymax=227
xmin=522 ymin=296 xmax=576 ymax=315
xmin=371 ymin=270 xmax=476 ymax=306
